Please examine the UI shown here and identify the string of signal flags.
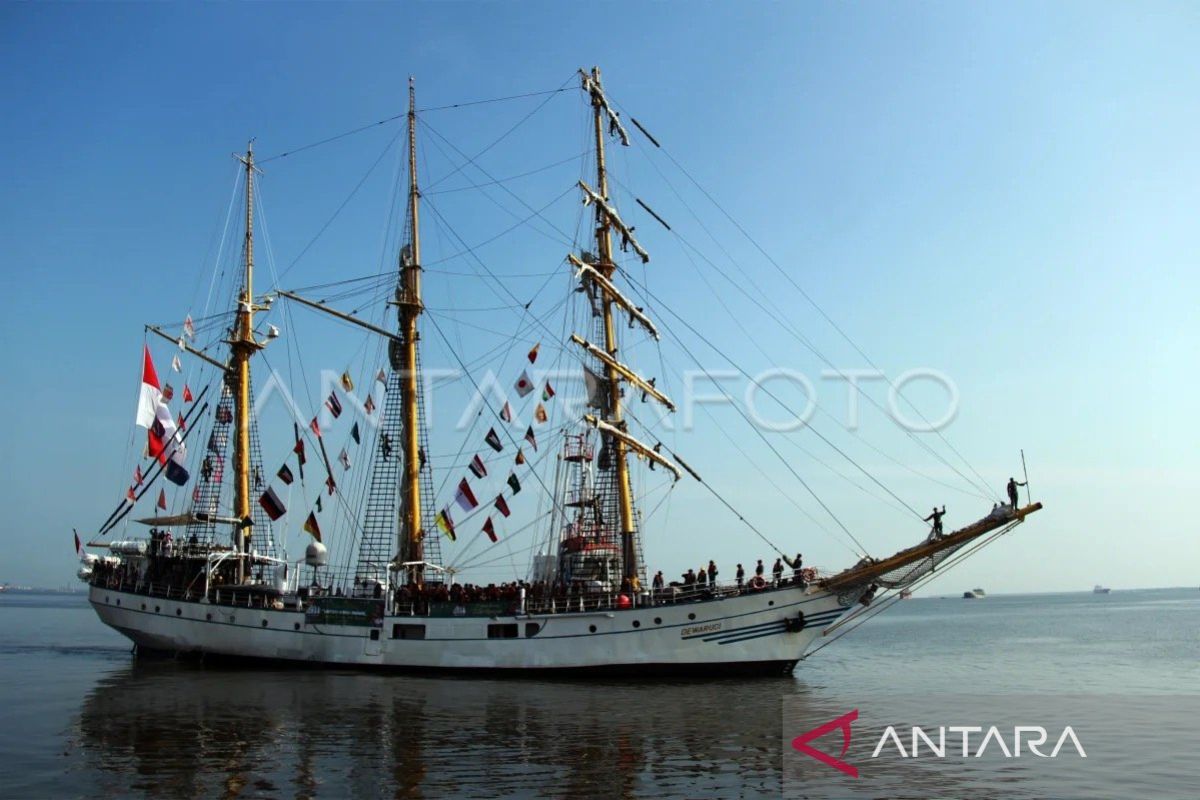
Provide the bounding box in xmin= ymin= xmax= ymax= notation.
xmin=437 ymin=341 xmax=554 ymax=545
xmin=255 ymin=342 xmax=555 ymax=549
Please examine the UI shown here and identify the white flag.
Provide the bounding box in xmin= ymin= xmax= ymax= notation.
xmin=514 ymin=370 xmax=535 ymax=398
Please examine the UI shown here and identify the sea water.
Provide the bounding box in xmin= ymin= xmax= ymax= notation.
xmin=0 ymin=588 xmax=1196 ymax=798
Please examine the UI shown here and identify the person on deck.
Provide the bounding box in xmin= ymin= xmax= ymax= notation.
xmin=772 ymin=558 xmax=784 ymax=586
xmin=1007 ymin=477 xmax=1027 ymax=510
xmin=707 ymin=560 xmax=718 ymax=587
xmin=682 ymin=569 xmax=695 ymax=586
xmin=652 ymin=571 xmax=664 ymax=593
xmin=755 ymin=559 xmax=765 ymax=579
xmin=696 ymin=567 xmax=707 ymax=588
xmin=736 ymin=563 xmax=745 ymax=589
xmin=785 ymin=553 xmax=804 ymax=584
xmin=924 ymin=506 xmax=946 ymax=539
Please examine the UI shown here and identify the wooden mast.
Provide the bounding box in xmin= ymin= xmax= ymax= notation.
xmin=399 ymin=77 xmax=425 ymax=583
xmin=586 ymin=67 xmax=638 ymax=582
xmin=232 ymin=143 xmax=262 ymax=583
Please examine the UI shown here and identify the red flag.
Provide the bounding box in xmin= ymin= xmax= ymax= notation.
xmin=494 ymin=495 xmax=510 ymax=518
xmin=310 ymin=417 xmax=321 ymax=437
xmin=162 ymin=383 xmax=175 ymax=402
xmin=134 ymin=465 xmax=144 ymax=486
xmin=126 ymin=486 xmax=136 ymax=502
xmin=157 ymin=488 xmax=167 ymax=510
xmin=177 ymin=412 xmax=186 ymax=431
xmin=455 ymin=478 xmax=479 ymax=512
xmin=500 ymin=402 xmax=512 ymax=423
xmin=183 ymin=384 xmax=194 ymax=403
xmin=483 ymin=517 xmax=497 ymax=543
xmin=293 ymin=438 xmax=306 ymax=464
xmin=326 ymin=476 xmax=336 ymax=496
xmin=527 ymin=342 xmax=540 ymax=363
xmin=364 ymin=394 xmax=375 ymax=414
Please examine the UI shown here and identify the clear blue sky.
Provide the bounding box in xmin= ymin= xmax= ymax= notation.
xmin=1 ymin=2 xmax=1196 ymax=592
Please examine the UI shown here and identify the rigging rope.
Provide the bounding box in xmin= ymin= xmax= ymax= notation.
xmin=630 ymin=124 xmax=1000 ymax=501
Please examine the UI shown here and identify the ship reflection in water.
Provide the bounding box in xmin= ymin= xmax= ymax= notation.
xmin=76 ymin=661 xmax=795 ymax=799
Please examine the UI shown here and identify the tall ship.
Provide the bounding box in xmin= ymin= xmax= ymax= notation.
xmin=76 ymin=69 xmax=1041 ymax=675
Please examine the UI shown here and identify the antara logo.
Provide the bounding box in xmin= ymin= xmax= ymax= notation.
xmin=792 ymin=710 xmax=1087 ymax=777
xmin=791 ymin=709 xmax=860 ymax=777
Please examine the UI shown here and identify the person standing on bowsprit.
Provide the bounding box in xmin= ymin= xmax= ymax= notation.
xmin=924 ymin=506 xmax=946 ymax=539
xmin=1007 ymin=477 xmax=1027 ymax=510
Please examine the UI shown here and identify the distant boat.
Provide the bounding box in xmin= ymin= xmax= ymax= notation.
xmin=962 ymin=588 xmax=986 ymax=599
xmin=1093 ymin=585 xmax=1111 ymax=594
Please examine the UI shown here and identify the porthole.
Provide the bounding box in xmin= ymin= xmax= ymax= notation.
xmin=154 ymin=606 xmax=160 ymax=613
xmin=140 ymin=603 xmax=146 ymax=611
xmin=688 ymin=613 xmax=696 ymax=620
xmin=205 ymin=613 xmax=212 ymax=621
xmin=115 ymin=599 xmax=120 ymax=606
xmin=588 ymin=625 xmax=597 ymax=633
xmin=654 ymin=617 xmax=662 ymax=625
xmin=105 ymin=596 xmax=110 ymax=603
xmin=632 ymin=620 xmax=641 ymax=628
xmin=294 ymin=622 xmax=301 ymax=631
xmin=769 ymin=600 xmax=775 ymax=607
xmin=261 ymin=619 xmax=269 ymax=627
xmin=176 ymin=609 xmax=182 ymax=616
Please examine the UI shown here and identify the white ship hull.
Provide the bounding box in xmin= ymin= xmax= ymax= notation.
xmin=89 ymin=584 xmax=850 ymax=675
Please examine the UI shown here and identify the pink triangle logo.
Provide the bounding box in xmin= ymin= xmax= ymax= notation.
xmin=791 ymin=709 xmax=859 ymax=778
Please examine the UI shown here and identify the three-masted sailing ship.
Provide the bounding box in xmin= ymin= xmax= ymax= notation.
xmin=76 ymin=69 xmax=1041 ymax=675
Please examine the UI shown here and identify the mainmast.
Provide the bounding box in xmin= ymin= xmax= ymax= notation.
xmin=585 ymin=67 xmax=639 ymax=582
xmin=232 ymin=143 xmax=263 ymax=583
xmin=398 ymin=78 xmax=426 ymax=582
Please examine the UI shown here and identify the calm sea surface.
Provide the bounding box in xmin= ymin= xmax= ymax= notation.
xmin=0 ymin=588 xmax=1196 ymax=799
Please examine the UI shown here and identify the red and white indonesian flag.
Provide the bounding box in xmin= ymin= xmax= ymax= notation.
xmin=138 ymin=347 xmax=189 ymax=486
xmin=136 ymin=345 xmax=162 ymax=429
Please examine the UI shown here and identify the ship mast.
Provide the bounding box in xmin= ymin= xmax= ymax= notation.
xmin=232 ymin=143 xmax=263 ymax=583
xmin=586 ymin=67 xmax=639 ymax=582
xmin=398 ymin=78 xmax=426 ymax=582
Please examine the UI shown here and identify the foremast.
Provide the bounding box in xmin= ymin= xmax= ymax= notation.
xmin=578 ymin=67 xmax=682 ymax=583
xmin=398 ymin=78 xmax=426 ymax=582
xmin=232 ymin=143 xmax=265 ymax=582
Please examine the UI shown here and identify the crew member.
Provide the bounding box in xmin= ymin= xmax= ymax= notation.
xmin=1007 ymin=477 xmax=1027 ymax=510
